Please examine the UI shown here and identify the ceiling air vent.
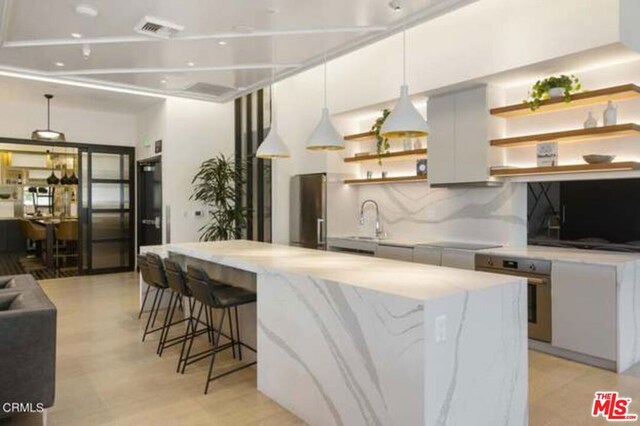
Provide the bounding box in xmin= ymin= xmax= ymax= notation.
xmin=183 ymin=82 xmax=236 ymax=98
xmin=134 ymin=16 xmax=184 ymax=39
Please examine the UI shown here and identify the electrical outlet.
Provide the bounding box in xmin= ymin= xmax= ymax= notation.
xmin=435 ymin=315 xmax=447 ymax=343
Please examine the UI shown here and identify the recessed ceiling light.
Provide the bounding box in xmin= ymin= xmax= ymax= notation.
xmin=388 ymin=0 xmax=403 ymax=11
xmin=217 ymin=40 xmax=228 ymax=46
xmin=54 ymin=62 xmax=65 ymax=67
xmin=160 ymin=79 xmax=167 ymax=84
xmin=70 ymin=32 xmax=82 ymax=39
xmin=75 ymin=4 xmax=99 ymax=18
xmin=187 ymin=61 xmax=195 ymax=67
xmin=237 ymin=86 xmax=247 ymax=90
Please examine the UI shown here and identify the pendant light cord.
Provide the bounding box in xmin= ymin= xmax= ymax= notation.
xmin=323 ymin=0 xmax=328 ymax=108
xmin=402 ymin=14 xmax=407 ymax=86
xmin=47 ymin=96 xmax=51 ymax=130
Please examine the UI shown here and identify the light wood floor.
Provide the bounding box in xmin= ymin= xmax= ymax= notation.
xmin=5 ymin=272 xmax=640 ymax=425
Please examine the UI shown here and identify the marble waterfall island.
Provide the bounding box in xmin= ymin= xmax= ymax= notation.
xmin=151 ymin=241 xmax=528 ymax=426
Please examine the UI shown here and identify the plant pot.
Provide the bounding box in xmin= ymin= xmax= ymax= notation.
xmin=548 ymin=87 xmax=565 ymax=98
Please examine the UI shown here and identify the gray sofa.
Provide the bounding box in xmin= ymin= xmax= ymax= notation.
xmin=0 ymin=275 xmax=56 ymax=416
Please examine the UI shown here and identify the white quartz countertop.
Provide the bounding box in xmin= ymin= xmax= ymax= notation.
xmin=478 ymin=246 xmax=640 ymax=267
xmin=160 ymin=240 xmax=523 ymax=302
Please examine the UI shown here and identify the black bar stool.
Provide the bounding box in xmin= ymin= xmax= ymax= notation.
xmin=142 ymin=252 xmax=171 ymax=342
xmin=184 ymin=265 xmax=257 ymax=395
xmin=160 ymin=258 xmax=212 ymax=368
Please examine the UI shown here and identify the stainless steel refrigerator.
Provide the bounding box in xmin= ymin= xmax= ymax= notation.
xmin=290 ymin=173 xmax=326 ymax=249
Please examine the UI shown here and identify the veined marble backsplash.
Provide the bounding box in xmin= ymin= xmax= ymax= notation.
xmin=328 ymin=181 xmax=527 ymax=246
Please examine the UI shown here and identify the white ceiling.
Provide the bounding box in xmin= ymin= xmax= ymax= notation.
xmin=0 ymin=0 xmax=476 ymax=102
xmin=0 ymin=74 xmax=159 ymax=113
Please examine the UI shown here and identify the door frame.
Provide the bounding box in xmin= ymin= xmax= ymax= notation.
xmin=78 ymin=144 xmax=136 ymax=275
xmin=136 ymin=155 xmax=162 ymax=252
xmin=0 ymin=137 xmax=135 ymax=275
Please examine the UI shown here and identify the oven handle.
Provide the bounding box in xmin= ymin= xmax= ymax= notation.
xmin=527 ymin=277 xmax=549 ymax=286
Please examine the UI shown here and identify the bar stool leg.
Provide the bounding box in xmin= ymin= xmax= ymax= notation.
xmin=177 ymin=298 xmax=196 ymax=373
xmin=234 ymin=306 xmax=243 ymax=361
xmin=204 ymin=308 xmax=227 ymax=395
xmin=228 ymin=307 xmax=237 ymax=359
xmin=160 ymin=294 xmax=182 ymax=356
xmin=151 ymin=288 xmax=165 ymax=327
xmin=157 ymin=292 xmax=177 ymax=355
xmin=182 ymin=303 xmax=204 ymax=374
xmin=138 ymin=284 xmax=151 ymax=319
xmin=205 ymin=305 xmax=214 ymax=344
xmin=142 ymin=288 xmax=160 ymax=342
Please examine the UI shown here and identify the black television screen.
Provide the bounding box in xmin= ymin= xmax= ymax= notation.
xmin=561 ymin=178 xmax=640 ymax=244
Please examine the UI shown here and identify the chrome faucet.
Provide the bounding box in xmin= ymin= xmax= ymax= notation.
xmin=360 ymin=199 xmax=384 ymax=238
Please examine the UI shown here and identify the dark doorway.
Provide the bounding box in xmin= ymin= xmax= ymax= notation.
xmin=137 ymin=156 xmax=162 ymax=251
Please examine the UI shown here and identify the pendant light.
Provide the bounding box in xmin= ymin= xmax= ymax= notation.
xmin=69 ymin=150 xmax=79 ymax=185
xmin=32 ymin=94 xmax=66 ymax=142
xmin=59 ymin=147 xmax=68 ymax=185
xmin=306 ymin=3 xmax=344 ymax=151
xmin=380 ymin=23 xmax=428 ymax=139
xmin=46 ymin=149 xmax=59 ymax=186
xmin=256 ymin=39 xmax=290 ymax=159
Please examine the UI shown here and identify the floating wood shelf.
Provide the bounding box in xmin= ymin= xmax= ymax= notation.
xmin=490 ymin=123 xmax=640 ymax=147
xmin=344 ymin=175 xmax=427 ymax=185
xmin=344 ymin=149 xmax=427 ymax=163
xmin=344 ymin=131 xmax=376 ymax=142
xmin=490 ymin=161 xmax=640 ymax=177
xmin=491 ymin=84 xmax=640 ymax=118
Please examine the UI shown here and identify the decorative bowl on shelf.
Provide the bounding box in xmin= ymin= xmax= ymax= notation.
xmin=583 ymin=154 xmax=615 ymax=164
xmin=0 ymin=194 xmax=10 ymax=200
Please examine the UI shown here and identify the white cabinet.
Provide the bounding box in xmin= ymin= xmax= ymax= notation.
xmin=413 ymin=246 xmax=475 ymax=270
xmin=551 ymin=262 xmax=617 ymax=361
xmin=375 ymin=244 xmax=413 ymax=262
xmin=413 ymin=246 xmax=442 ymax=265
xmin=428 ymin=85 xmax=502 ymax=185
xmin=441 ymin=249 xmax=475 ymax=270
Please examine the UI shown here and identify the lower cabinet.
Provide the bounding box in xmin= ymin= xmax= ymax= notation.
xmin=412 ymin=246 xmax=442 ymax=265
xmin=551 ymin=262 xmax=617 ymax=361
xmin=375 ymin=244 xmax=413 ymax=262
xmin=413 ymin=246 xmax=476 ymax=270
xmin=441 ymin=249 xmax=475 ymax=270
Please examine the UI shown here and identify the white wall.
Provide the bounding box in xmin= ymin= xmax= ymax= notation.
xmin=269 ymin=0 xmax=638 ymax=245
xmin=0 ymin=87 xmax=137 ymax=146
xmin=136 ymin=97 xmax=235 ymax=244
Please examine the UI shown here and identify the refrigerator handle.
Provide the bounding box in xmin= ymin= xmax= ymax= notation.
xmin=317 ymin=218 xmax=325 ymax=245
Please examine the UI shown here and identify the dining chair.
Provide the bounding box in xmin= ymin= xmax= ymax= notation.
xmin=54 ymin=221 xmax=78 ymax=273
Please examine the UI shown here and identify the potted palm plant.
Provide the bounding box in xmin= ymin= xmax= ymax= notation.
xmin=191 ymin=154 xmax=248 ymax=241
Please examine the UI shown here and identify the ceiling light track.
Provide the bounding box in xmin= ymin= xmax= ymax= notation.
xmin=49 ymin=63 xmax=302 ymax=76
xmin=2 ymin=25 xmax=387 ymax=48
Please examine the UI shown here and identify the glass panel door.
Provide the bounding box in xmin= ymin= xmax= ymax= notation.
xmin=79 ymin=146 xmax=134 ymax=274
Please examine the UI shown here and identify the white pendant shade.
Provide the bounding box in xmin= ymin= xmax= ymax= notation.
xmin=306 ymin=108 xmax=345 ymax=151
xmin=256 ymin=122 xmax=290 ymax=159
xmin=380 ymin=85 xmax=428 ymax=139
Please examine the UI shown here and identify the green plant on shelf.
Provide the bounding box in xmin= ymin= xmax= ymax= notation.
xmin=524 ymin=74 xmax=582 ymax=111
xmin=371 ymin=109 xmax=391 ymax=165
xmin=191 ymin=154 xmax=248 ymax=241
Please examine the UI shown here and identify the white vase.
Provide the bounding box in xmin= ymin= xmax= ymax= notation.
xmin=603 ymin=101 xmax=617 ymax=126
xmin=584 ymin=112 xmax=598 ymax=129
xmin=548 ymin=87 xmax=565 ymax=98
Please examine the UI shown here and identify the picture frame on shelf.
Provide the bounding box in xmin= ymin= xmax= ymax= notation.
xmin=536 ymin=142 xmax=558 ymax=167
